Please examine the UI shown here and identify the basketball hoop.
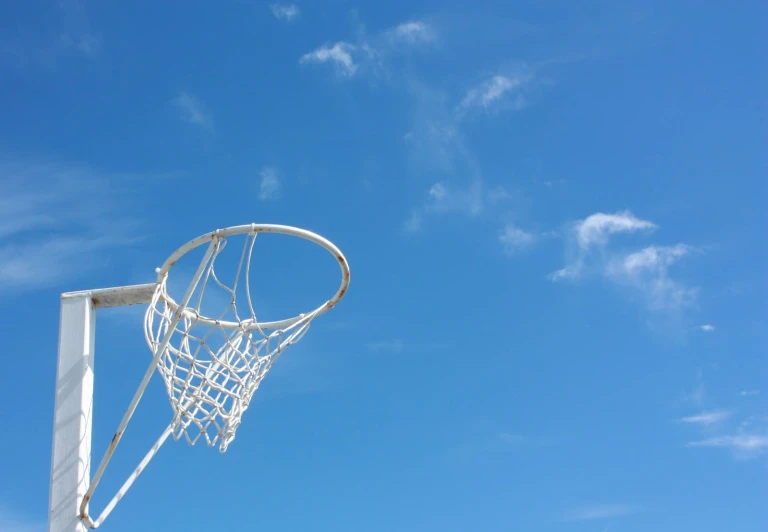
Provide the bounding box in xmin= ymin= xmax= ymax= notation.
xmin=78 ymin=224 xmax=350 ymax=528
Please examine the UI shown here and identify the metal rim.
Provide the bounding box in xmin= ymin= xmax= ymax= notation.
xmin=154 ymin=223 xmax=350 ymax=330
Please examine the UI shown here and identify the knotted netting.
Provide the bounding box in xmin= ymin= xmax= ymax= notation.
xmin=144 ymin=233 xmax=316 ymax=452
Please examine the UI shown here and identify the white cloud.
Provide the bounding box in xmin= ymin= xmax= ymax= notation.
xmin=301 ymin=19 xmax=437 ymax=80
xmin=567 ymin=504 xmax=636 ymax=521
xmin=687 ymin=434 xmax=768 ymax=455
xmin=269 ymin=3 xmax=300 ymax=21
xmin=618 ymin=244 xmax=690 ymax=274
xmin=549 ymin=211 xmax=658 ymax=281
xmin=699 ymin=324 xmax=716 ymax=332
xmin=172 ymin=91 xmax=213 ymax=130
xmin=576 ymin=211 xmax=657 ymax=250
xmin=386 ymin=21 xmax=436 ymax=44
xmin=606 ymin=244 xmax=698 ymax=312
xmin=677 ymin=410 xmax=732 ymax=426
xmin=459 ymin=73 xmax=531 ymax=112
xmin=499 ymin=225 xmax=534 ymax=255
xmin=258 ymin=168 xmax=281 ymax=201
xmin=739 ymin=390 xmax=760 ymax=397
xmin=300 ymin=42 xmax=357 ymax=77
xmin=550 ymin=211 xmax=698 ymax=315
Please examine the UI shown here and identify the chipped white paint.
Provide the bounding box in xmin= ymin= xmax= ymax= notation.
xmin=61 ymin=283 xmax=157 ymax=309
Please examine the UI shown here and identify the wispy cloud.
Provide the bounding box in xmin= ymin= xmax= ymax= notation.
xmin=499 ymin=225 xmax=534 ymax=256
xmin=605 ymin=244 xmax=698 ymax=313
xmin=172 ymin=91 xmax=214 ymax=131
xmin=687 ymin=434 xmax=768 ymax=459
xmin=258 ymin=167 xmax=281 ymax=201
xmin=400 ymin=62 xmax=540 ymax=245
xmin=740 ymin=390 xmax=760 ymax=397
xmin=269 ymin=3 xmax=300 ymax=21
xmin=566 ymin=504 xmax=637 ymax=521
xmin=575 ymin=211 xmax=657 ymax=250
xmin=459 ymin=73 xmax=532 ymax=114
xmin=404 ymin=179 xmax=516 ymax=233
xmin=676 ymin=410 xmax=732 ymax=426
xmin=300 ymin=42 xmax=358 ymax=77
xmin=300 ymin=19 xmax=436 ymax=79
xmin=0 ymin=158 xmax=146 ymax=292
xmin=386 ymin=21 xmax=436 ymax=45
xmin=699 ymin=324 xmax=716 ymax=332
xmin=676 ymin=379 xmax=768 ymax=461
xmin=550 ymin=211 xmax=698 ymax=315
xmin=550 ymin=211 xmax=657 ymax=280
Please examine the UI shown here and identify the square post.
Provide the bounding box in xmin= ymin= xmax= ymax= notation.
xmin=49 ymin=295 xmax=95 ymax=532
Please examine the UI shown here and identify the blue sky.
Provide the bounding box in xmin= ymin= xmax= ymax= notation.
xmin=1 ymin=1 xmax=766 ymax=530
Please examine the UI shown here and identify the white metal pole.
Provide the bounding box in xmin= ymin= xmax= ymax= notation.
xmin=49 ymin=295 xmax=95 ymax=532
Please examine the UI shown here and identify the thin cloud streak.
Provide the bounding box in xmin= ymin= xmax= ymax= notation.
xmin=687 ymin=434 xmax=768 ymax=454
xmin=459 ymin=73 xmax=531 ymax=113
xmin=300 ymin=42 xmax=357 ymax=77
xmin=676 ymin=410 xmax=732 ymax=426
xmin=0 ymin=158 xmax=147 ymax=292
xmin=576 ymin=211 xmax=657 ymax=249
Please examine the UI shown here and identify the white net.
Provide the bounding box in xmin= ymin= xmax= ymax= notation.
xmin=144 ymin=233 xmax=316 ymax=452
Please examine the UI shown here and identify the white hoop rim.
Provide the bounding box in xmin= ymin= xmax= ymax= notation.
xmin=154 ymin=223 xmax=350 ymax=330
